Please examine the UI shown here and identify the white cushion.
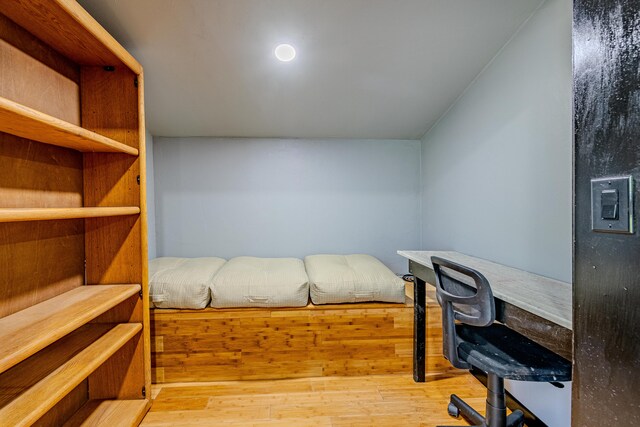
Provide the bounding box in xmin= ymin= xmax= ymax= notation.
xmin=305 ymin=254 xmax=405 ymax=304
xmin=149 ymin=257 xmax=226 ymax=309
xmin=210 ymin=257 xmax=309 ymax=308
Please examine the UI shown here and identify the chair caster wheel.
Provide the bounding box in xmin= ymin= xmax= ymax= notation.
xmin=447 ymin=402 xmax=460 ymax=418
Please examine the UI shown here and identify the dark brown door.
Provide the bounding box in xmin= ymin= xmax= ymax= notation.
xmin=573 ymin=0 xmax=640 ymax=424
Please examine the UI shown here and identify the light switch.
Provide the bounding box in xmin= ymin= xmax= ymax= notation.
xmin=591 ymin=176 xmax=634 ymax=234
xmin=600 ymin=189 xmax=619 ymax=220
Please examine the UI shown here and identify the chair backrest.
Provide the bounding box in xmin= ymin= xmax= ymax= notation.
xmin=431 ymin=256 xmax=495 ymax=369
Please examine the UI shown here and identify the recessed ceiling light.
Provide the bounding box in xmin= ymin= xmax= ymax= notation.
xmin=274 ymin=44 xmax=296 ymax=62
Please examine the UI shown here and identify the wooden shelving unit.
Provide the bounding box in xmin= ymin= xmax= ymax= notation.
xmin=0 ymin=324 xmax=142 ymax=427
xmin=0 ymin=285 xmax=141 ymax=373
xmin=0 ymin=1 xmax=150 ymax=425
xmin=0 ymin=206 xmax=140 ymax=223
xmin=0 ymin=97 xmax=138 ymax=155
xmin=63 ymin=399 xmax=149 ymax=427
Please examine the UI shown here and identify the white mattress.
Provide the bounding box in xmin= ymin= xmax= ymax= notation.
xmin=305 ymin=254 xmax=405 ymax=304
xmin=149 ymin=257 xmax=226 ymax=309
xmin=210 ymin=256 xmax=309 ymax=308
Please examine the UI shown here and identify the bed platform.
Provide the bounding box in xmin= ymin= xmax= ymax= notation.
xmin=151 ymin=286 xmax=458 ymax=383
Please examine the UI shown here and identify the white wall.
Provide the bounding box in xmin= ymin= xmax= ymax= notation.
xmin=153 ymin=138 xmax=420 ymax=273
xmin=145 ymin=130 xmax=156 ymax=259
xmin=421 ymin=0 xmax=572 ymax=282
xmin=420 ymin=0 xmax=572 ymax=425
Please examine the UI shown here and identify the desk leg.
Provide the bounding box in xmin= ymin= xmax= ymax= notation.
xmin=413 ymin=276 xmax=426 ymax=382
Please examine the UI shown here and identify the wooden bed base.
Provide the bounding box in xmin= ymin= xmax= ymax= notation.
xmin=150 ymin=287 xmax=459 ymax=383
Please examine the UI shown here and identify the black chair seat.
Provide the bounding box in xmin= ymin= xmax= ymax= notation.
xmin=456 ymin=323 xmax=571 ymax=382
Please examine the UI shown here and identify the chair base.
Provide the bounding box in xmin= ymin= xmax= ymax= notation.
xmin=437 ymin=373 xmax=524 ymax=427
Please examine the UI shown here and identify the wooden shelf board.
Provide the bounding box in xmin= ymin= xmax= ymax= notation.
xmin=63 ymin=399 xmax=150 ymax=427
xmin=0 ymin=284 xmax=141 ymax=374
xmin=0 ymin=324 xmax=112 ymax=408
xmin=0 ymin=323 xmax=142 ymax=427
xmin=0 ymin=96 xmax=138 ymax=155
xmin=0 ymin=206 xmax=140 ymax=223
xmin=0 ymin=0 xmax=141 ymax=74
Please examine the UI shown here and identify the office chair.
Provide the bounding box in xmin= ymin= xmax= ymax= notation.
xmin=431 ymin=256 xmax=571 ymax=427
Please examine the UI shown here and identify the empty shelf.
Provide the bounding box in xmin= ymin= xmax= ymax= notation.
xmin=0 ymin=96 xmax=138 ymax=155
xmin=63 ymin=399 xmax=150 ymax=427
xmin=0 ymin=284 xmax=141 ymax=374
xmin=0 ymin=0 xmax=141 ymax=74
xmin=0 ymin=206 xmax=140 ymax=223
xmin=0 ymin=323 xmax=142 ymax=427
xmin=0 ymin=325 xmax=113 ymax=409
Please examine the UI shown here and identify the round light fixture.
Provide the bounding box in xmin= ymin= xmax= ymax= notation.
xmin=274 ymin=43 xmax=296 ymax=62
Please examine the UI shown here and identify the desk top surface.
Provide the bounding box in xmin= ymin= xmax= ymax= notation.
xmin=398 ymin=250 xmax=572 ymax=330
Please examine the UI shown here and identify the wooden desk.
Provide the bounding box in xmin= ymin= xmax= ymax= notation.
xmin=398 ymin=251 xmax=572 ymax=382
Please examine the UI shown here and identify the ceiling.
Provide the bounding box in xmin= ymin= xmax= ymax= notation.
xmin=78 ymin=0 xmax=543 ymax=139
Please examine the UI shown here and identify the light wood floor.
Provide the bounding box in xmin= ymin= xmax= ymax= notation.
xmin=141 ymin=373 xmax=485 ymax=426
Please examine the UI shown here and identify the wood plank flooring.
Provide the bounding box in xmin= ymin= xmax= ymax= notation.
xmin=142 ymin=373 xmax=485 ymax=426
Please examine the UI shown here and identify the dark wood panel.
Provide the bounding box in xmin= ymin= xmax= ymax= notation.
xmin=413 ymin=276 xmax=426 ymax=382
xmin=573 ymin=0 xmax=640 ymax=423
xmin=498 ymin=301 xmax=572 ymax=361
